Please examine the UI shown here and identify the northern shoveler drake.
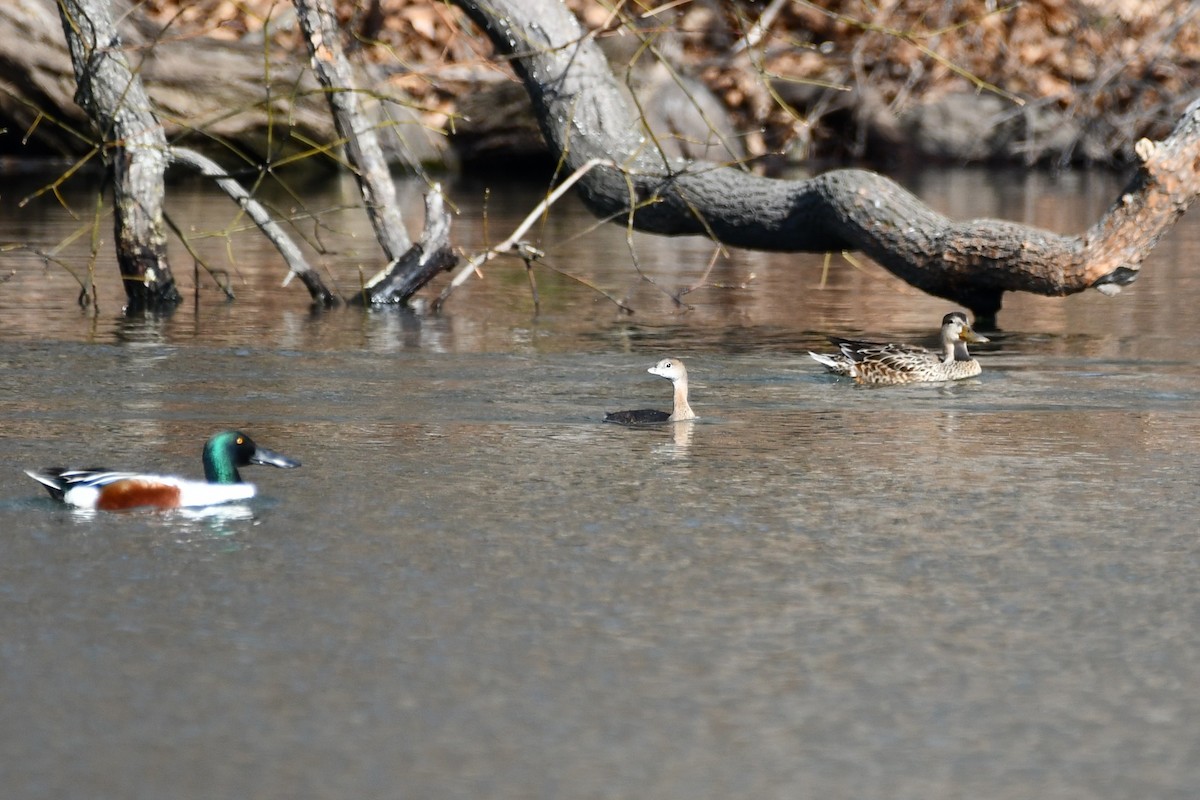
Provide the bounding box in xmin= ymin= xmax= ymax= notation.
xmin=605 ymin=357 xmax=697 ymax=424
xmin=809 ymin=311 xmax=990 ymax=385
xmin=26 ymin=430 xmax=300 ymax=511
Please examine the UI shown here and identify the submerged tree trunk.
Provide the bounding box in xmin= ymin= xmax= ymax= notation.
xmin=58 ymin=0 xmax=180 ymax=312
xmin=452 ymin=0 xmax=1200 ymax=321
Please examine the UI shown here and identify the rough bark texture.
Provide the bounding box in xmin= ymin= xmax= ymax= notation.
xmin=453 ymin=0 xmax=1200 ymax=319
xmin=349 ymin=186 xmax=457 ymax=306
xmin=294 ymin=0 xmax=455 ymax=306
xmin=58 ymin=0 xmax=180 ymax=311
xmin=294 ymin=0 xmax=412 ymax=260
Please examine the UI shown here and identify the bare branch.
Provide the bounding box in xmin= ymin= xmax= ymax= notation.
xmin=434 ymin=157 xmax=615 ymax=311
xmin=169 ymin=145 xmax=337 ymax=307
xmin=349 ymin=184 xmax=456 ymax=306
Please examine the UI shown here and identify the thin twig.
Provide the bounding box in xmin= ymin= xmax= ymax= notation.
xmin=168 ymin=145 xmax=337 ymax=306
xmin=163 ymin=211 xmax=236 ymax=300
xmin=521 ymin=252 xmax=634 ymax=314
xmin=731 ymin=0 xmax=788 ymax=54
xmin=434 ymin=157 xmax=617 ymax=309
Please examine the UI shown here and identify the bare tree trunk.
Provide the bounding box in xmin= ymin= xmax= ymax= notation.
xmin=452 ymin=0 xmax=1200 ymax=321
xmin=293 ymin=0 xmax=412 ymax=261
xmin=57 ymin=0 xmax=180 ymax=312
xmin=293 ymin=0 xmax=455 ymax=306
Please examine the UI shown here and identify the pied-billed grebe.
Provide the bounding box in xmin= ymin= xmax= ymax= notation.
xmin=25 ymin=431 xmax=301 ymax=511
xmin=604 ymin=357 xmax=697 ymax=424
xmin=809 ymin=311 xmax=989 ymax=385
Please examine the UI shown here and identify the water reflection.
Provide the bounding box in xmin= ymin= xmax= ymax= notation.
xmin=663 ymin=419 xmax=695 ymax=454
xmin=176 ymin=503 xmax=257 ymax=523
xmin=1 ymin=165 xmax=1178 ymax=355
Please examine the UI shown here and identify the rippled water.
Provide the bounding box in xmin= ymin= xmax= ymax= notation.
xmin=2 ymin=165 xmax=1200 ymax=799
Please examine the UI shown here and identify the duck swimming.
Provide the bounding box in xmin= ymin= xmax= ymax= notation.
xmin=809 ymin=311 xmax=989 ymax=385
xmin=26 ymin=430 xmax=300 ymax=511
xmin=604 ymin=357 xmax=696 ymax=424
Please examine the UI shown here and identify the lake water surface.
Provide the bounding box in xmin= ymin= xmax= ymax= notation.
xmin=2 ymin=165 xmax=1199 ymax=799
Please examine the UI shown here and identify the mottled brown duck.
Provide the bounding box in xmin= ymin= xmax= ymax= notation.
xmin=810 ymin=312 xmax=989 ymax=385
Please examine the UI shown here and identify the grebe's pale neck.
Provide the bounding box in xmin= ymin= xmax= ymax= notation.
xmin=648 ymin=358 xmax=696 ymax=421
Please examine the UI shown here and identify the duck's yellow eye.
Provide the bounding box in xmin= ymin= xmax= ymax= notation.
xmin=236 ymin=437 xmax=244 ymax=445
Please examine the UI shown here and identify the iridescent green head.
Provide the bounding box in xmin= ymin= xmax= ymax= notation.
xmin=201 ymin=431 xmax=301 ymax=484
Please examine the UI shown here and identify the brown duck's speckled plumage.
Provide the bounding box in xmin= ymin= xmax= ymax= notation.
xmin=810 ymin=312 xmax=989 ymax=386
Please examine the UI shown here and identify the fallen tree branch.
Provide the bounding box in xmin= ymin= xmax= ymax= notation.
xmin=293 ymin=0 xmax=456 ymax=307
xmin=293 ymin=0 xmax=411 ymax=262
xmin=169 ymin=145 xmax=337 ymax=307
xmin=453 ymin=0 xmax=1200 ymax=321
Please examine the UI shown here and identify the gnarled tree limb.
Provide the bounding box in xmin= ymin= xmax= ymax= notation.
xmin=350 ymin=185 xmax=456 ymax=307
xmin=452 ymin=0 xmax=1200 ymax=320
